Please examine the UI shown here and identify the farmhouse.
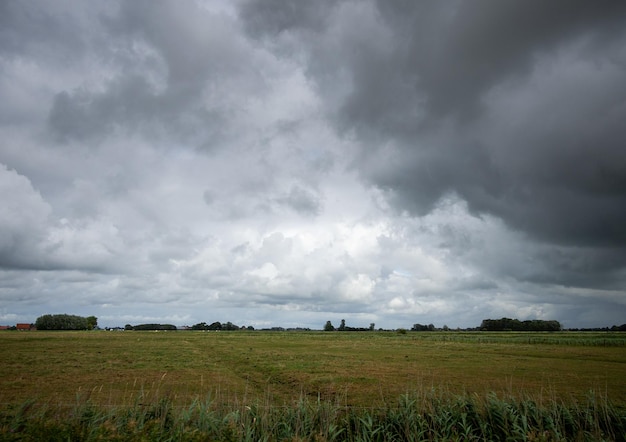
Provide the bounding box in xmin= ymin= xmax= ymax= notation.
xmin=16 ymin=323 xmax=33 ymax=331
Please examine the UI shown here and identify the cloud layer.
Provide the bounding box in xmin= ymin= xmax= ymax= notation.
xmin=1 ymin=1 xmax=625 ymax=329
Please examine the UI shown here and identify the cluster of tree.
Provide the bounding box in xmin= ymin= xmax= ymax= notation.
xmin=125 ymin=323 xmax=177 ymax=331
xmin=189 ymin=321 xmax=251 ymax=331
xmin=411 ymin=323 xmax=436 ymax=331
xmin=324 ymin=320 xmax=376 ymax=331
xmin=257 ymin=327 xmax=310 ymax=331
xmin=480 ymin=318 xmax=561 ymax=331
xmin=189 ymin=322 xmax=310 ymax=331
xmin=35 ymin=314 xmax=98 ymax=330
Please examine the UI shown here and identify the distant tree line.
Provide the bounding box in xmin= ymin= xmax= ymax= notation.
xmin=35 ymin=314 xmax=97 ymax=330
xmin=480 ymin=318 xmax=561 ymax=331
xmin=411 ymin=323 xmax=436 ymax=331
xmin=570 ymin=324 xmax=626 ymax=332
xmin=322 ymin=318 xmax=572 ymax=332
xmin=125 ymin=323 xmax=177 ymax=331
xmin=27 ymin=316 xmax=624 ymax=333
xmin=324 ymin=319 xmax=376 ymax=331
xmin=189 ymin=321 xmax=255 ymax=331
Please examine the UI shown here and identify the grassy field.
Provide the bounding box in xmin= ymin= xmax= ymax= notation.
xmin=1 ymin=331 xmax=625 ymax=440
xmin=1 ymin=330 xmax=625 ymax=409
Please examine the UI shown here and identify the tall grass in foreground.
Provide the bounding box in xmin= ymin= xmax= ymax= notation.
xmin=1 ymin=390 xmax=624 ymax=441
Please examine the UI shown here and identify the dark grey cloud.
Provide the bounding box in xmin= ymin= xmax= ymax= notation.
xmin=240 ymin=0 xmax=340 ymax=36
xmin=0 ymin=1 xmax=89 ymax=58
xmin=0 ymin=165 xmax=124 ymax=273
xmin=46 ymin=0 xmax=259 ymax=148
xmin=368 ymin=3 xmax=626 ymax=248
xmin=276 ymin=185 xmax=322 ymax=216
xmin=0 ymin=165 xmax=50 ymax=270
xmin=48 ymin=76 xmax=157 ymax=141
xmin=375 ymin=1 xmax=626 ymax=121
xmin=526 ymin=247 xmax=626 ymax=290
xmin=239 ymin=2 xmax=626 ymax=246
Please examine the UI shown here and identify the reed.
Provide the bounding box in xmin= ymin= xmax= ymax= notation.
xmin=1 ymin=389 xmax=624 ymax=441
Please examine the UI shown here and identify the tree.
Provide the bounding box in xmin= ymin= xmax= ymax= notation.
xmin=339 ymin=319 xmax=346 ymax=331
xmin=35 ymin=314 xmax=90 ymax=330
xmin=480 ymin=318 xmax=561 ymax=331
xmin=324 ymin=321 xmax=335 ymax=331
xmin=191 ymin=322 xmax=209 ymax=330
xmin=86 ymin=316 xmax=98 ymax=330
xmin=132 ymin=323 xmax=177 ymax=331
xmin=369 ymin=323 xmax=375 ymax=331
xmin=411 ymin=323 xmax=434 ymax=331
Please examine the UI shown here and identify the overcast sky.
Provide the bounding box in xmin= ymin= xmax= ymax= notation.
xmin=1 ymin=1 xmax=625 ymax=329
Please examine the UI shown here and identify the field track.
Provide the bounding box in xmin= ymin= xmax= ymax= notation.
xmin=1 ymin=331 xmax=624 ymax=409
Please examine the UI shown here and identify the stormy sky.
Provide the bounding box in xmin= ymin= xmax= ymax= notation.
xmin=1 ymin=0 xmax=625 ymax=329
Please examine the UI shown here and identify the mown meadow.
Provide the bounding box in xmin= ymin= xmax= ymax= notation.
xmin=1 ymin=331 xmax=625 ymax=440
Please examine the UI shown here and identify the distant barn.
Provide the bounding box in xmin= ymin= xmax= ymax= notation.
xmin=16 ymin=323 xmax=33 ymax=331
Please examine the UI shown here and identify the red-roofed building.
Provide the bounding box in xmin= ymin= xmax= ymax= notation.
xmin=16 ymin=323 xmax=33 ymax=331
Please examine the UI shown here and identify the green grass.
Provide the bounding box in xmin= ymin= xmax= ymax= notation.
xmin=1 ymin=331 xmax=625 ymax=440
xmin=1 ymin=331 xmax=625 ymax=409
xmin=410 ymin=331 xmax=626 ymax=346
